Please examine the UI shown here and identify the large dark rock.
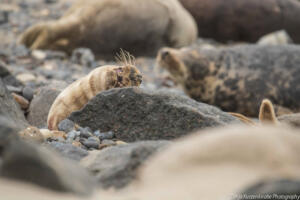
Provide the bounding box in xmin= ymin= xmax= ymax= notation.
xmin=234 ymin=179 xmax=300 ymax=200
xmin=0 ymin=78 xmax=28 ymax=130
xmin=179 ymin=0 xmax=300 ymax=43
xmin=69 ymin=87 xmax=239 ymax=142
xmin=80 ymin=140 xmax=170 ymax=189
xmin=0 ymin=140 xmax=95 ymax=195
xmin=27 ymin=87 xmax=60 ymax=128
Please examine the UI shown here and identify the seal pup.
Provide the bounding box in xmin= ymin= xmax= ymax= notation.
xmin=179 ymin=0 xmax=300 ymax=43
xmin=157 ymin=45 xmax=300 ymax=117
xmin=47 ymin=51 xmax=142 ymax=130
xmin=19 ymin=0 xmax=197 ymax=59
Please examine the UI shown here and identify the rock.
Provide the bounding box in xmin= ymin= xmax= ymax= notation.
xmin=31 ymin=50 xmax=47 ymax=60
xmin=80 ymin=140 xmax=170 ymax=189
xmin=71 ymin=48 xmax=95 ymax=67
xmin=69 ymin=87 xmax=239 ymax=142
xmin=234 ymin=179 xmax=300 ymax=200
xmin=58 ymin=119 xmax=75 ymax=133
xmin=45 ymin=141 xmax=89 ymax=161
xmin=179 ymin=0 xmax=300 ymax=43
xmin=97 ymin=131 xmax=114 ymax=140
xmin=278 ymin=113 xmax=300 ymax=128
xmin=19 ymin=126 xmax=44 ymax=143
xmin=0 ymin=140 xmax=95 ymax=195
xmin=257 ymin=30 xmax=293 ymax=45
xmin=0 ymin=10 xmax=9 ymax=25
xmin=80 ymin=138 xmax=99 ymax=150
xmin=136 ymin=125 xmax=300 ymax=200
xmin=78 ymin=127 xmax=93 ymax=139
xmin=27 ymin=87 xmax=60 ymax=128
xmin=0 ymin=79 xmax=28 ymax=130
xmin=16 ymin=73 xmax=36 ymax=83
xmin=22 ymin=86 xmax=34 ymax=101
xmin=39 ymin=129 xmax=53 ymax=139
xmin=12 ymin=92 xmax=29 ymax=110
xmin=0 ymin=115 xmax=19 ymax=149
xmin=0 ymin=61 xmax=23 ymax=87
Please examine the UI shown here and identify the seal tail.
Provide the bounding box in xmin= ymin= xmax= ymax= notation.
xmin=259 ymin=99 xmax=278 ymax=124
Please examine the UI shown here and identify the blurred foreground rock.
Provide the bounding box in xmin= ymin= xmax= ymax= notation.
xmin=80 ymin=141 xmax=169 ymax=189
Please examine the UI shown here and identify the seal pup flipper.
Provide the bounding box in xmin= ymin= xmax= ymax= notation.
xmin=259 ymin=99 xmax=278 ymax=124
xmin=228 ymin=112 xmax=255 ymax=125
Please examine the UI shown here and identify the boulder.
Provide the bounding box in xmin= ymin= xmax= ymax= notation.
xmin=80 ymin=141 xmax=169 ymax=189
xmin=0 ymin=78 xmax=28 ymax=130
xmin=69 ymin=87 xmax=239 ymax=142
xmin=27 ymin=87 xmax=60 ymax=128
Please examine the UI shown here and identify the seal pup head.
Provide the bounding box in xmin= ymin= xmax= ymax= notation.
xmin=111 ymin=50 xmax=142 ymax=88
xmin=157 ymin=47 xmax=188 ymax=84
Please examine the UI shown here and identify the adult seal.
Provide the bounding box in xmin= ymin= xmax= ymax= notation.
xmin=179 ymin=0 xmax=300 ymax=43
xmin=19 ymin=0 xmax=197 ymax=59
xmin=157 ymin=45 xmax=300 ymax=117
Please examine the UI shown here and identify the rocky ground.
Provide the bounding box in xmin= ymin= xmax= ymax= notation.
xmin=1 ymin=0 xmax=300 ymax=200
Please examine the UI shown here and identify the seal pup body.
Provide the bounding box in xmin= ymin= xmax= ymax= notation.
xmin=157 ymin=45 xmax=300 ymax=117
xmin=19 ymin=0 xmax=197 ymax=59
xmin=47 ymin=53 xmax=142 ymax=130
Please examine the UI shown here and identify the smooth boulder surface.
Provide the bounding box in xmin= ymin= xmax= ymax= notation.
xmin=80 ymin=141 xmax=170 ymax=189
xmin=278 ymin=113 xmax=300 ymax=128
xmin=69 ymin=87 xmax=240 ymax=142
xmin=179 ymin=0 xmax=300 ymax=43
xmin=0 ymin=78 xmax=28 ymax=130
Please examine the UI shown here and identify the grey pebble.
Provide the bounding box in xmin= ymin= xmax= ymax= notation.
xmin=78 ymin=127 xmax=93 ymax=138
xmin=67 ymin=130 xmax=78 ymax=140
xmin=80 ymin=138 xmax=99 ymax=149
xmin=58 ymin=119 xmax=75 ymax=133
xmin=22 ymin=86 xmax=34 ymax=101
xmin=87 ymin=136 xmax=100 ymax=144
xmin=98 ymin=131 xmax=114 ymax=140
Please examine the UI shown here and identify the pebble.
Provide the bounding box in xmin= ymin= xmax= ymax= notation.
xmin=6 ymin=85 xmax=23 ymax=94
xmin=67 ymin=130 xmax=78 ymax=140
xmin=97 ymin=131 xmax=114 ymax=140
xmin=16 ymin=73 xmax=36 ymax=83
xmin=78 ymin=127 xmax=93 ymax=138
xmin=58 ymin=119 xmax=75 ymax=133
xmin=80 ymin=138 xmax=99 ymax=149
xmin=22 ymin=86 xmax=34 ymax=101
xmin=12 ymin=92 xmax=29 ymax=110
xmin=19 ymin=126 xmax=45 ymax=143
xmin=87 ymin=136 xmax=100 ymax=144
xmin=31 ymin=50 xmax=47 ymax=60
xmin=71 ymin=48 xmax=95 ymax=67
